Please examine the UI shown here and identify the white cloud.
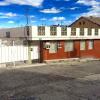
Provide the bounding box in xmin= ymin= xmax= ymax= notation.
xmin=50 ymin=17 xmax=66 ymax=25
xmin=63 ymin=20 xmax=73 ymax=25
xmin=51 ymin=17 xmax=66 ymax=21
xmin=50 ymin=17 xmax=73 ymax=25
xmin=0 ymin=0 xmax=44 ymax=7
xmin=0 ymin=12 xmax=18 ymax=18
xmin=30 ymin=15 xmax=35 ymax=19
xmin=40 ymin=18 xmax=47 ymax=20
xmin=8 ymin=21 xmax=15 ymax=24
xmin=40 ymin=7 xmax=62 ymax=13
xmin=31 ymin=20 xmax=36 ymax=23
xmin=0 ymin=2 xmax=9 ymax=6
xmin=5 ymin=12 xmax=17 ymax=17
xmin=69 ymin=7 xmax=79 ymax=10
xmin=76 ymin=0 xmax=100 ymax=17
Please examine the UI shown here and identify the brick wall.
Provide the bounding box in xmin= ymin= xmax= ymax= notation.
xmin=42 ymin=40 xmax=100 ymax=61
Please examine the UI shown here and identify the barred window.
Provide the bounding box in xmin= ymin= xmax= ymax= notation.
xmin=88 ymin=40 xmax=94 ymax=50
xmin=95 ymin=28 xmax=98 ymax=35
xmin=71 ymin=28 xmax=76 ymax=36
xmin=38 ymin=26 xmax=45 ymax=36
xmin=64 ymin=41 xmax=74 ymax=52
xmin=80 ymin=40 xmax=86 ymax=50
xmin=6 ymin=32 xmax=10 ymax=38
xmin=50 ymin=26 xmax=57 ymax=36
xmin=49 ymin=42 xmax=57 ymax=53
xmin=80 ymin=28 xmax=84 ymax=36
xmin=61 ymin=26 xmax=67 ymax=36
xmin=88 ymin=28 xmax=92 ymax=35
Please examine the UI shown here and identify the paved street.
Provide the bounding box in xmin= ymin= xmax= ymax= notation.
xmin=0 ymin=60 xmax=100 ymax=100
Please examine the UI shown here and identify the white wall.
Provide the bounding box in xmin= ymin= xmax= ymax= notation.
xmin=31 ymin=26 xmax=100 ymax=40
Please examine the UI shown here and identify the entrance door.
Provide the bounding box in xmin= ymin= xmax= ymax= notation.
xmin=31 ymin=46 xmax=39 ymax=60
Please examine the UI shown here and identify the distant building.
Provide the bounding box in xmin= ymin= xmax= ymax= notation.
xmin=69 ymin=16 xmax=100 ymax=28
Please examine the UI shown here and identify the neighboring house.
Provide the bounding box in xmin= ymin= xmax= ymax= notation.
xmin=0 ymin=25 xmax=100 ymax=66
xmin=69 ymin=16 xmax=100 ymax=28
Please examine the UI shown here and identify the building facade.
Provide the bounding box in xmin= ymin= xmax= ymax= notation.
xmin=0 ymin=25 xmax=100 ymax=65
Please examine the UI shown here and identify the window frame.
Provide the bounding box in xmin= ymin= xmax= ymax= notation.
xmin=61 ymin=26 xmax=67 ymax=36
xmin=38 ymin=26 xmax=45 ymax=36
xmin=80 ymin=28 xmax=84 ymax=36
xmin=88 ymin=28 xmax=92 ymax=35
xmin=88 ymin=40 xmax=94 ymax=50
xmin=80 ymin=40 xmax=86 ymax=50
xmin=95 ymin=28 xmax=98 ymax=36
xmin=64 ymin=40 xmax=74 ymax=52
xmin=71 ymin=27 xmax=76 ymax=36
xmin=50 ymin=26 xmax=57 ymax=36
xmin=49 ymin=42 xmax=58 ymax=53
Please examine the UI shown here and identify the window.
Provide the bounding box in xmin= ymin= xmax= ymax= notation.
xmin=50 ymin=26 xmax=57 ymax=36
xmin=38 ymin=26 xmax=45 ymax=36
xmin=61 ymin=26 xmax=67 ymax=36
xmin=71 ymin=28 xmax=76 ymax=36
xmin=79 ymin=22 xmax=81 ymax=25
xmin=88 ymin=40 xmax=94 ymax=50
xmin=49 ymin=42 xmax=57 ymax=53
xmin=95 ymin=28 xmax=98 ymax=35
xmin=88 ymin=28 xmax=92 ymax=35
xmin=26 ymin=26 xmax=30 ymax=36
xmin=80 ymin=28 xmax=84 ymax=36
xmin=64 ymin=41 xmax=74 ymax=52
xmin=6 ymin=32 xmax=10 ymax=38
xmin=83 ymin=21 xmax=85 ymax=25
xmin=80 ymin=40 xmax=86 ymax=50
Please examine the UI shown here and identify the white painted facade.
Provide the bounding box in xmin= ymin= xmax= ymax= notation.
xmin=30 ymin=26 xmax=100 ymax=40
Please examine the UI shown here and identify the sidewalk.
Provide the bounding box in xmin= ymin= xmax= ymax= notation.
xmin=0 ymin=58 xmax=100 ymax=69
xmin=0 ymin=63 xmax=47 ymax=69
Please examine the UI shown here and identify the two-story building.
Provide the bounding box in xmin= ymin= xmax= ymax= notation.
xmin=0 ymin=24 xmax=100 ymax=65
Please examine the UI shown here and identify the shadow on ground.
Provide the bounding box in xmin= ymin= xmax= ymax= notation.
xmin=0 ymin=66 xmax=100 ymax=100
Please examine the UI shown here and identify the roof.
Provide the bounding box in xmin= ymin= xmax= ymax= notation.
xmin=84 ymin=16 xmax=100 ymax=26
xmin=69 ymin=16 xmax=100 ymax=27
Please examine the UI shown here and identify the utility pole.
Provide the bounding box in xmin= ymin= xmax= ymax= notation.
xmin=25 ymin=7 xmax=32 ymax=64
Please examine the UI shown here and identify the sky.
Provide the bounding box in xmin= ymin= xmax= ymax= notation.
xmin=0 ymin=0 xmax=100 ymax=28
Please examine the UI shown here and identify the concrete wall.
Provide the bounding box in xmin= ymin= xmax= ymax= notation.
xmin=0 ymin=26 xmax=32 ymax=38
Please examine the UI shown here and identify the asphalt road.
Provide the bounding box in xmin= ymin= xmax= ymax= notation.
xmin=0 ymin=60 xmax=100 ymax=100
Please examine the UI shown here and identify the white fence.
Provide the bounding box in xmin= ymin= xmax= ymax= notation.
xmin=0 ymin=45 xmax=28 ymax=64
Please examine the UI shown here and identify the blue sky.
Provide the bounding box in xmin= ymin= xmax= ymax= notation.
xmin=0 ymin=0 xmax=100 ymax=28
